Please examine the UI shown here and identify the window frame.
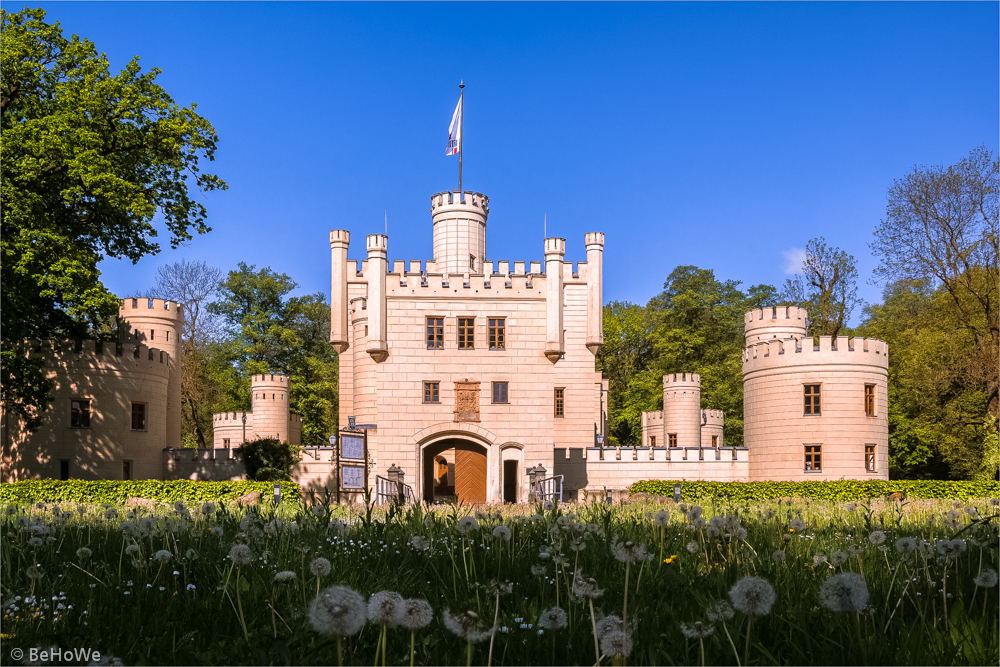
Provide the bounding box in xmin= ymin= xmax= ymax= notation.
xmin=804 ymin=444 xmax=822 ymax=471
xmin=426 ymin=317 xmax=444 ymax=349
xmin=457 ymin=317 xmax=475 ymax=350
xmin=131 ymin=402 xmax=146 ymax=431
xmin=492 ymin=381 xmax=509 ymax=404
xmin=864 ymin=384 xmax=876 ymax=417
xmin=122 ymin=460 xmax=133 ymax=481
xmin=488 ymin=317 xmax=506 ymax=350
xmin=711 ymin=435 xmax=718 ymax=447
xmin=668 ymin=433 xmax=678 ymax=447
xmin=865 ymin=444 xmax=876 ymax=472
xmin=554 ymin=388 xmax=565 ymax=417
xmin=803 ymin=384 xmax=821 ymax=416
xmin=423 ymin=381 xmax=441 ymax=404
xmin=649 ymin=436 xmax=656 ymax=447
xmin=70 ymin=399 xmax=91 ymax=429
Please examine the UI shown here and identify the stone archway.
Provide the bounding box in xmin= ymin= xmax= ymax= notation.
xmin=422 ymin=438 xmax=488 ymax=504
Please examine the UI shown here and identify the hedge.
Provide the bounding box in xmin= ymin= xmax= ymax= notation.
xmin=629 ymin=479 xmax=1000 ymax=502
xmin=0 ymin=480 xmax=301 ymax=506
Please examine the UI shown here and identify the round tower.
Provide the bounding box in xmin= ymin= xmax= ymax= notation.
xmin=430 ymin=191 xmax=489 ymax=275
xmin=743 ymin=308 xmax=889 ymax=482
xmin=662 ymin=373 xmax=702 ymax=449
xmin=119 ymin=297 xmax=184 ymax=449
xmin=744 ymin=306 xmax=808 ymax=345
xmin=250 ymin=374 xmax=291 ymax=442
xmin=701 ymin=409 xmax=724 ymax=448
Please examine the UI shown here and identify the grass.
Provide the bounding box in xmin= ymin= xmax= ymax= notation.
xmin=1 ymin=495 xmax=997 ymax=665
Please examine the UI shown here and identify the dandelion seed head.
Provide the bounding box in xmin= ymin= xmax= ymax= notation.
xmin=309 ymin=585 xmax=367 ymax=637
xmin=368 ymin=590 xmax=405 ymax=627
xmin=76 ymin=547 xmax=92 ymax=561
xmin=211 ymin=526 xmax=224 ymax=538
xmin=492 ymin=525 xmax=512 ymax=541
xmin=973 ymin=568 xmax=998 ymax=588
xmin=600 ymin=629 xmax=633 ymax=657
xmin=830 ymin=551 xmax=849 ymax=567
xmin=310 ymin=557 xmax=332 ymax=577
xmin=790 ymin=518 xmax=805 ymax=531
xmin=594 ymin=614 xmax=622 ymax=640
xmin=729 ymin=576 xmax=776 ymax=616
xmin=869 ymin=531 xmax=886 ymax=545
xmin=680 ymin=621 xmax=715 ymax=639
xmin=538 ymin=606 xmax=568 ymax=630
xmin=228 ymin=544 xmax=252 ymax=566
xmin=274 ymin=571 xmax=297 ymax=584
xmin=399 ymin=598 xmax=433 ymax=630
xmin=686 ymin=541 xmax=699 ymax=554
xmin=410 ymin=535 xmax=430 ymax=551
xmin=125 ymin=544 xmax=140 ymax=556
xmin=705 ymin=600 xmax=734 ymax=622
xmin=443 ymin=609 xmax=493 ymax=642
xmin=653 ymin=509 xmax=670 ymax=526
xmin=456 ymin=516 xmax=479 ymax=534
xmin=772 ymin=550 xmax=786 ymax=563
xmin=153 ymin=550 xmax=172 ymax=562
xmin=26 ymin=565 xmax=44 ymax=580
xmin=820 ymin=573 xmax=869 ymax=613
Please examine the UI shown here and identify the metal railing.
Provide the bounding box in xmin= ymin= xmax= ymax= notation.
xmin=374 ymin=475 xmax=415 ymax=505
xmin=535 ymin=474 xmax=564 ymax=503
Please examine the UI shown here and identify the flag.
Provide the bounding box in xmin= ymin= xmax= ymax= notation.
xmin=446 ymin=93 xmax=462 ymax=156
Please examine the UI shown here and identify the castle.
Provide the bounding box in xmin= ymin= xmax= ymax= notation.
xmin=0 ymin=187 xmax=890 ymax=497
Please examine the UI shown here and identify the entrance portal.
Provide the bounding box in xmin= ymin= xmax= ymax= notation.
xmin=423 ymin=439 xmax=488 ymax=504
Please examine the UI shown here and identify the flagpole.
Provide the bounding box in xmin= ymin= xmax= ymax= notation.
xmin=458 ymin=80 xmax=465 ymax=197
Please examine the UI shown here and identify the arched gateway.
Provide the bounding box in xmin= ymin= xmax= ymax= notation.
xmin=422 ymin=438 xmax=487 ymax=504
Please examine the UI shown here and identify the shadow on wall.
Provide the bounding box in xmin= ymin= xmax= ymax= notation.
xmin=2 ymin=341 xmax=169 ymax=482
xmin=554 ymin=448 xmax=587 ymax=501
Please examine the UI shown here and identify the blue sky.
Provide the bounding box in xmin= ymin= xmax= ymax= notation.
xmin=28 ymin=1 xmax=1000 ymax=320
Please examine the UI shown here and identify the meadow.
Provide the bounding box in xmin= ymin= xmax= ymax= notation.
xmin=1 ymin=494 xmax=997 ymax=666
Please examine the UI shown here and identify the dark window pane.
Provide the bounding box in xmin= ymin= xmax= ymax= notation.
xmin=131 ymin=403 xmax=145 ymax=431
xmin=71 ymin=400 xmax=90 ymax=428
xmin=493 ymin=382 xmax=508 ymax=404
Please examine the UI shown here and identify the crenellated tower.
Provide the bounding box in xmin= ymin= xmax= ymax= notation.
xmin=119 ymin=298 xmax=184 ymax=449
xmin=743 ymin=306 xmax=809 ymax=344
xmin=250 ymin=374 xmax=292 ymax=442
xmin=662 ymin=373 xmax=702 ymax=449
xmin=430 ymin=191 xmax=489 ymax=275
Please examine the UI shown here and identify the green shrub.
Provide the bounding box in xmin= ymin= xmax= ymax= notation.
xmin=629 ymin=479 xmax=1000 ymax=501
xmin=238 ymin=437 xmax=299 ymax=481
xmin=0 ymin=480 xmax=300 ymax=505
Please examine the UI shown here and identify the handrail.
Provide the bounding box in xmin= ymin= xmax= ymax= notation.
xmin=374 ymin=475 xmax=414 ymax=505
xmin=535 ymin=474 xmax=564 ymax=503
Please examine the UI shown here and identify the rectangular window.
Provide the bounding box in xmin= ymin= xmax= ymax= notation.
xmin=805 ymin=444 xmax=822 ymax=471
xmin=668 ymin=433 xmax=677 ymax=447
xmin=492 ymin=381 xmax=509 ymax=404
xmin=649 ymin=436 xmax=656 ymax=447
xmin=423 ymin=382 xmax=440 ymax=403
xmin=131 ymin=403 xmax=146 ymax=431
xmin=712 ymin=435 xmax=719 ymax=447
xmin=223 ymin=438 xmax=231 ymax=448
xmin=488 ymin=318 xmax=505 ymax=350
xmin=426 ymin=317 xmax=444 ymax=349
xmin=864 ymin=384 xmax=876 ymax=416
xmin=71 ymin=400 xmax=91 ymax=428
xmin=59 ymin=460 xmax=69 ymax=481
xmin=554 ymin=388 xmax=565 ymax=417
xmin=804 ymin=384 xmax=821 ymax=415
xmin=470 ymin=255 xmax=476 ymax=270
xmin=122 ymin=460 xmax=132 ymax=481
xmin=458 ymin=318 xmax=475 ymax=349
xmin=865 ymin=444 xmax=876 ymax=471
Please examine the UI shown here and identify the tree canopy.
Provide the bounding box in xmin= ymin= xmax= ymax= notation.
xmin=0 ymin=7 xmax=225 ymax=427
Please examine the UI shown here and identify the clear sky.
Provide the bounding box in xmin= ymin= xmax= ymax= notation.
xmin=27 ymin=1 xmax=1000 ymax=320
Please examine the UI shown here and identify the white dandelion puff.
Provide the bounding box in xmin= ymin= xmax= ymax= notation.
xmin=399 ymin=598 xmax=433 ymax=630
xmin=76 ymin=547 xmax=92 ymax=561
xmin=895 ymin=537 xmax=917 ymax=553
xmin=680 ymin=621 xmax=715 ymax=639
xmin=973 ymin=568 xmax=998 ymax=588
xmin=600 ymin=629 xmax=633 ymax=658
xmin=492 ymin=525 xmax=512 ymax=541
xmin=228 ymin=544 xmax=252 ymax=566
xmin=410 ymin=535 xmax=430 ymax=551
xmin=443 ymin=609 xmax=493 ymax=642
xmin=869 ymin=531 xmax=886 ymax=545
xmin=456 ymin=516 xmax=479 ymax=534
xmin=538 ymin=606 xmax=568 ymax=630
xmin=153 ymin=550 xmax=172 ymax=562
xmin=309 ymin=586 xmax=367 ymax=637
xmin=310 ymin=557 xmax=332 ymax=577
xmin=820 ymin=573 xmax=869 ymax=613
xmin=705 ymin=600 xmax=734 ymax=622
xmin=368 ymin=590 xmax=405 ymax=627
xmin=274 ymin=571 xmax=297 ymax=584
xmin=729 ymin=576 xmax=776 ymax=616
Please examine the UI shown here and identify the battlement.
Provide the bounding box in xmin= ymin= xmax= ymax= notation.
xmin=585 ymin=232 xmax=605 ymax=248
xmin=252 ymin=373 xmax=289 ymax=387
xmin=544 ymin=237 xmax=566 ymax=257
xmin=214 ymin=411 xmax=253 ymax=424
xmin=21 ymin=338 xmax=170 ymax=377
xmin=702 ymin=409 xmax=724 ymax=425
xmin=119 ymin=297 xmax=184 ymax=321
xmin=430 ymin=191 xmax=490 ymax=215
xmin=366 ymin=234 xmax=388 ymax=254
xmin=742 ymin=335 xmax=889 ymax=374
xmin=663 ymin=372 xmax=701 ymax=388
xmin=743 ymin=306 xmax=808 ymax=338
xmin=329 ymin=229 xmax=350 ymax=248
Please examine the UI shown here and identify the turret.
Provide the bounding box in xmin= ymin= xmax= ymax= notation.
xmin=544 ymin=237 xmax=566 ymax=363
xmin=744 ymin=306 xmax=809 ymax=345
xmin=365 ymin=234 xmax=389 ymax=363
xmin=329 ymin=230 xmax=350 ymax=354
xmin=585 ymin=232 xmax=605 ymax=355
xmin=251 ymin=374 xmax=291 ymax=442
xmin=662 ymin=373 xmax=701 ymax=449
xmin=430 ymin=191 xmax=489 ymax=275
xmin=119 ymin=297 xmax=184 ymax=449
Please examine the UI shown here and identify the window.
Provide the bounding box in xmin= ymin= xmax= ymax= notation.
xmin=488 ymin=318 xmax=505 ymax=350
xmin=805 ymin=445 xmax=822 ymax=471
xmin=458 ymin=318 xmax=475 ymax=349
xmin=122 ymin=461 xmax=132 ymax=481
xmin=865 ymin=444 xmax=876 ymax=471
xmin=223 ymin=438 xmax=231 ymax=448
xmin=554 ymin=388 xmax=565 ymax=417
xmin=864 ymin=384 xmax=876 ymax=416
xmin=492 ymin=382 xmax=509 ymax=404
xmin=804 ymin=384 xmax=821 ymax=415
xmin=60 ymin=460 xmax=69 ymax=481
xmin=424 ymin=382 xmax=440 ymax=403
xmin=71 ymin=400 xmax=91 ymax=428
xmin=470 ymin=255 xmax=476 ymax=270
xmin=649 ymin=436 xmax=656 ymax=447
xmin=712 ymin=435 xmax=718 ymax=447
xmin=426 ymin=317 xmax=444 ymax=349
xmin=668 ymin=433 xmax=677 ymax=447
xmin=131 ymin=403 xmax=146 ymax=431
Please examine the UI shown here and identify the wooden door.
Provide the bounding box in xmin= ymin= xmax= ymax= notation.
xmin=454 ymin=447 xmax=487 ymax=504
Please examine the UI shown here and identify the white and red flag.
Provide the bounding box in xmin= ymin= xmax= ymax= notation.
xmin=446 ymin=93 xmax=462 ymax=156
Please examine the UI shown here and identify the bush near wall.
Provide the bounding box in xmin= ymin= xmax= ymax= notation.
xmin=0 ymin=480 xmax=301 ymax=506
xmin=630 ymin=479 xmax=1000 ymax=502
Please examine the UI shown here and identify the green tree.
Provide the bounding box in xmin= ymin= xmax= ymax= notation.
xmin=0 ymin=7 xmax=226 ymax=428
xmin=238 ymin=437 xmax=299 ymax=482
xmin=781 ymin=237 xmax=859 ymax=337
xmin=285 ymin=294 xmax=339 ymax=448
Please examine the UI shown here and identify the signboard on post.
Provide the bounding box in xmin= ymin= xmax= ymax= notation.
xmin=337 ymin=428 xmax=368 ymax=494
xmin=341 ymin=465 xmax=365 ymax=490
xmin=340 ymin=433 xmax=365 ymax=460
